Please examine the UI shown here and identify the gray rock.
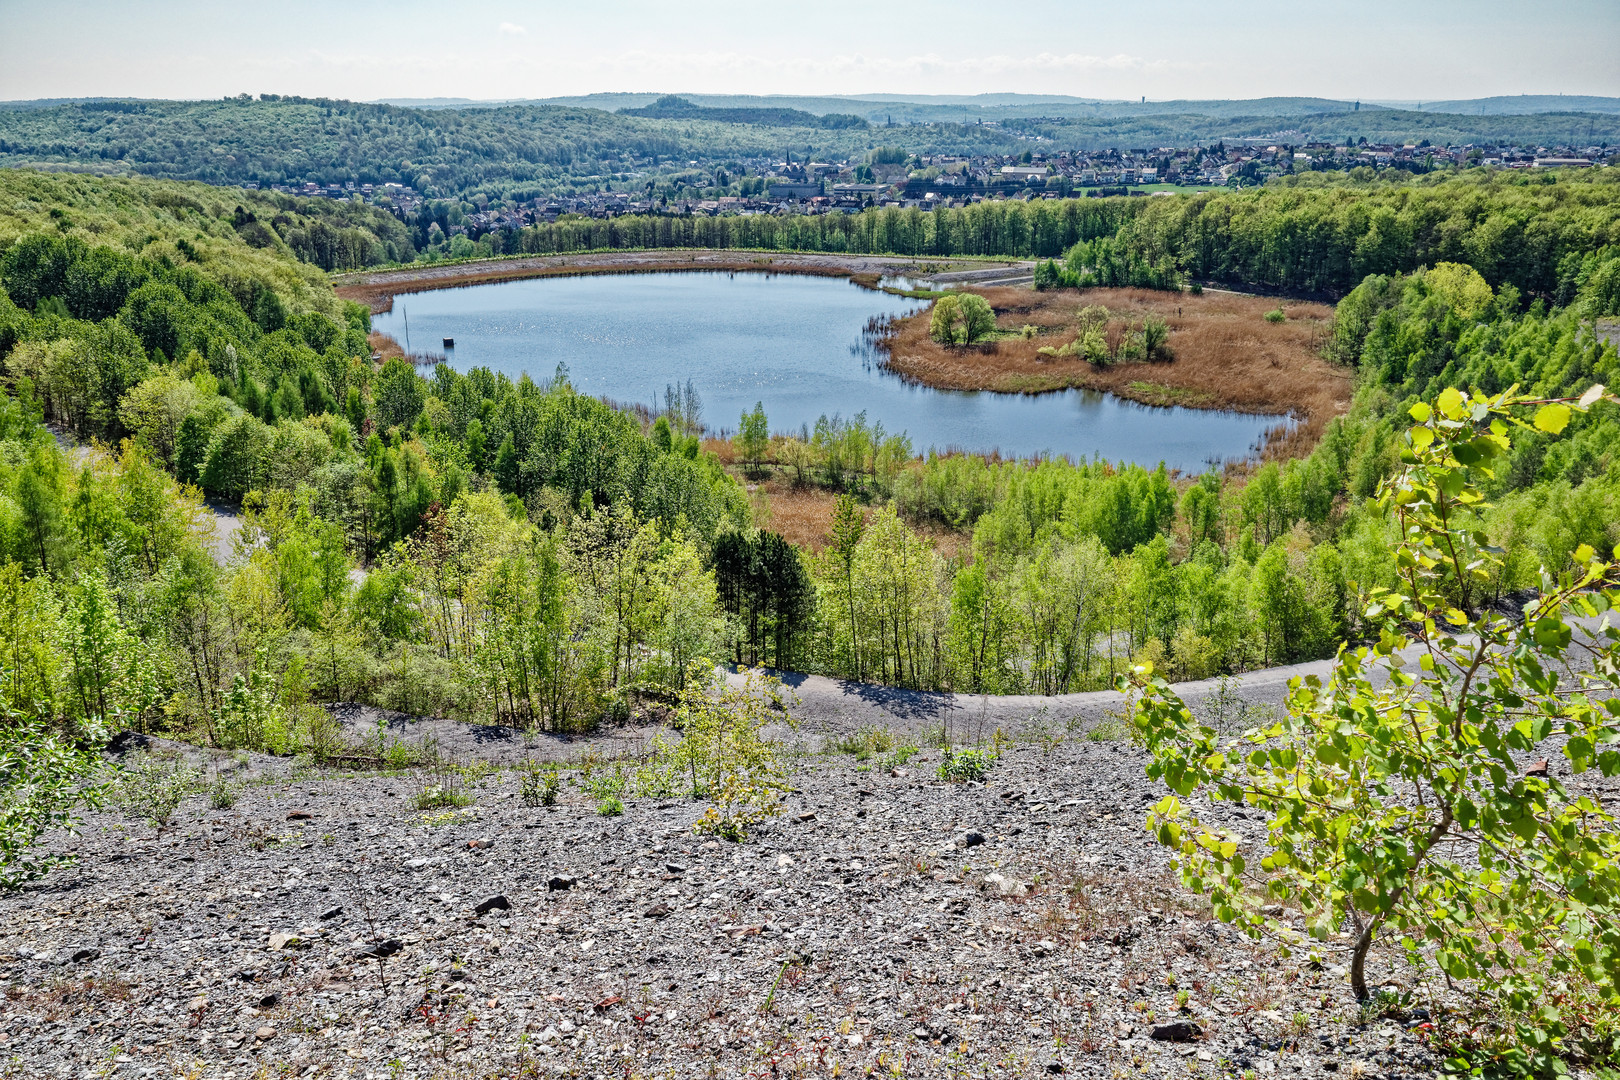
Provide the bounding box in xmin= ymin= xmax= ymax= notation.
xmin=354 ymin=939 xmax=403 ymax=960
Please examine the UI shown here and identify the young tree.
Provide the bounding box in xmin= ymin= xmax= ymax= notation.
xmin=1142 ymin=314 xmax=1170 ymax=360
xmin=735 ymin=402 xmax=768 ymax=476
xmin=828 ymin=494 xmax=866 ymax=681
xmin=15 ymin=441 xmax=65 ymax=576
xmin=1126 ymin=384 xmax=1620 ymax=1063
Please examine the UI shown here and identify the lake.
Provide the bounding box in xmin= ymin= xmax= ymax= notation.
xmin=371 ymin=271 xmax=1288 ymax=470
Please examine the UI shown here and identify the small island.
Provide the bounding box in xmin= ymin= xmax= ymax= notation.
xmin=877 ymin=285 xmax=1348 ymax=454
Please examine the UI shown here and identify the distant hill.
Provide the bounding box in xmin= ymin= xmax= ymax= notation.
xmin=1 ymin=94 xmax=1613 ymax=202
xmin=1404 ymin=94 xmax=1620 ymax=116
xmin=617 ymin=95 xmax=867 ymax=129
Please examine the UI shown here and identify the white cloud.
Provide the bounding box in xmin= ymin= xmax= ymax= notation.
xmin=498 ymin=22 xmax=526 ymax=36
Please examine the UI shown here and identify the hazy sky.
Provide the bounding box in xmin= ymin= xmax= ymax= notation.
xmin=2 ymin=0 xmax=1616 ymax=103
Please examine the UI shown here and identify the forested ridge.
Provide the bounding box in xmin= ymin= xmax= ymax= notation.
xmin=0 ymin=97 xmax=1017 ymax=200
xmin=4 ymin=96 xmax=1617 ymax=201
xmin=0 ymin=168 xmax=1615 ymax=756
xmin=0 ymin=170 xmax=416 ymax=274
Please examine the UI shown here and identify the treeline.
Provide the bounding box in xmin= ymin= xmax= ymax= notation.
xmin=504 ymin=170 xmax=1620 ymax=300
xmin=508 ymin=195 xmax=1119 ymax=259
xmin=1086 ymin=169 xmax=1620 ymax=299
xmin=13 ymin=164 xmax=1613 ymax=303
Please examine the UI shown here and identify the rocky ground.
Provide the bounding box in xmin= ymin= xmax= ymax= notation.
xmin=0 ymin=673 xmax=1493 ymax=1080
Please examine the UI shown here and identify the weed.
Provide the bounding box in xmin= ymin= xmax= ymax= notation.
xmin=1027 ymin=712 xmax=1066 ymax=755
xmin=1264 ymin=308 xmax=1287 ymax=323
xmin=938 ymin=746 xmax=997 ymax=783
xmin=419 ymin=808 xmax=475 ymax=828
xmin=409 ymin=762 xmax=472 ymax=811
xmin=454 ymin=760 xmax=498 ymax=788
xmin=831 ymin=725 xmax=895 ymax=760
xmin=1083 ymin=716 xmax=1131 ymax=742
xmin=880 ymin=745 xmax=919 ymax=771
xmin=1201 ymin=675 xmax=1277 ymax=733
xmin=518 ymin=760 xmax=561 ymax=807
xmin=207 ymin=774 xmax=238 ymax=810
xmin=596 ymin=794 xmax=624 ymax=816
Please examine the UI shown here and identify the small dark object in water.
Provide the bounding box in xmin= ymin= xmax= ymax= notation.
xmin=442 ymin=337 xmax=455 ymax=347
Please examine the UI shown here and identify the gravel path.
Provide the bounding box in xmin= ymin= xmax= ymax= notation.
xmin=333 ymin=251 xmax=1033 ymax=313
xmin=747 ymin=659 xmax=1333 ymax=741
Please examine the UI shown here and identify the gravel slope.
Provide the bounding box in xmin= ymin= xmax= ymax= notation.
xmin=0 ymin=685 xmax=1464 ymax=1080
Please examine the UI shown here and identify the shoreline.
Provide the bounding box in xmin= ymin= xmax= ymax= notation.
xmin=334 ymin=249 xmax=1028 ymax=314
xmin=343 ymin=254 xmax=1346 ymax=460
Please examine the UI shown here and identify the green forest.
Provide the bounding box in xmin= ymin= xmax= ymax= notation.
xmin=13 ymin=161 xmax=1616 ymax=310
xmin=0 ymin=97 xmax=1016 ymax=202
xmin=501 ymin=169 xmax=1620 ymax=302
xmin=0 ymin=165 xmax=1614 ymax=758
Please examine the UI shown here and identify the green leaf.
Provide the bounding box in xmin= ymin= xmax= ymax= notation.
xmin=1437 ymin=388 xmax=1465 ymax=420
xmin=1534 ymin=403 xmax=1571 ymax=435
xmin=1531 ymin=618 xmax=1572 ymax=650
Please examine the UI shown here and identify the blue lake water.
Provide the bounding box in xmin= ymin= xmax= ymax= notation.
xmin=371 ymin=272 xmax=1288 ymax=470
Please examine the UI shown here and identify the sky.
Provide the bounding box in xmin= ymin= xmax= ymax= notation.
xmin=2 ymin=0 xmax=1616 ymax=104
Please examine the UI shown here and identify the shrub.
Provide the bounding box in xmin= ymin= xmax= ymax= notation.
xmin=1263 ymin=308 xmax=1286 ymax=323
xmin=0 ymin=714 xmax=108 ymax=886
xmin=115 ymin=753 xmax=199 ymax=828
xmin=938 ymin=746 xmax=997 ymax=783
xmin=1142 ymin=315 xmax=1170 ymax=359
xmin=653 ymin=665 xmax=789 ymax=841
xmin=880 ymin=745 xmax=919 ymax=771
xmin=1126 ymin=384 xmax=1620 ymax=1071
xmin=208 ymin=775 xmax=238 ymax=810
